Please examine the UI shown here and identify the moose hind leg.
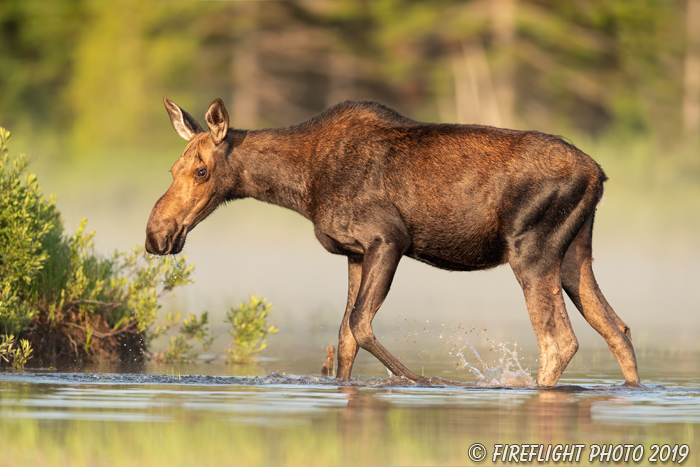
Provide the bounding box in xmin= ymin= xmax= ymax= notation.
xmin=595 ymin=286 xmax=633 ymax=341
xmin=561 ymin=216 xmax=640 ymax=385
xmin=512 ymin=264 xmax=579 ymax=387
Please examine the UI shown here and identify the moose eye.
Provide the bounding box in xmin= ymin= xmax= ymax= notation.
xmin=196 ymin=168 xmax=207 ymax=178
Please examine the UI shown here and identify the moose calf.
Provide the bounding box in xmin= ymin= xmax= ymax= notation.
xmin=145 ymin=98 xmax=640 ymax=387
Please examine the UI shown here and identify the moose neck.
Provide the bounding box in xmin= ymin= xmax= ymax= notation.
xmin=230 ymin=127 xmax=314 ymax=219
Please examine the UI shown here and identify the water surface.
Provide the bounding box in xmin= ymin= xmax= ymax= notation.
xmin=0 ymin=348 xmax=698 ymax=466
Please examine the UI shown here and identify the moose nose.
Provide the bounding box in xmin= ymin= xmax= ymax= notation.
xmin=145 ymin=229 xmax=169 ymax=255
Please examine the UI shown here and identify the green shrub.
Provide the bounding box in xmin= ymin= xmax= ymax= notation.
xmin=0 ymin=128 xmax=62 ymax=336
xmin=0 ymin=128 xmax=194 ymax=367
xmin=150 ymin=312 xmax=215 ymax=364
xmin=1 ymin=128 xmax=279 ymax=368
xmin=225 ymin=296 xmax=278 ymax=364
xmin=0 ymin=335 xmax=33 ymax=370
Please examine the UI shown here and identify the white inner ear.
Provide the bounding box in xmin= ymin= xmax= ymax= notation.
xmin=173 ymin=117 xmax=197 ymax=141
xmin=165 ymin=99 xmax=203 ymax=141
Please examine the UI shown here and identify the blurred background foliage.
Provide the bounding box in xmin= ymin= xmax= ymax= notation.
xmin=1 ymin=0 xmax=699 ymax=158
xmin=0 ymin=0 xmax=698 ymax=356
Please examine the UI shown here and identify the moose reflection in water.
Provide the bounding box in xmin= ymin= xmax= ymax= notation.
xmin=145 ymin=97 xmax=640 ymax=387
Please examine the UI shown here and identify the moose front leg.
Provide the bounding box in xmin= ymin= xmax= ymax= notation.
xmin=347 ymin=237 xmax=425 ymax=382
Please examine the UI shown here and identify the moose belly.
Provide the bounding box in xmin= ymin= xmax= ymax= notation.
xmin=404 ymin=223 xmax=508 ymax=272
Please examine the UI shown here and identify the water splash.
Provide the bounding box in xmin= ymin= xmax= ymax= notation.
xmin=390 ymin=318 xmax=536 ymax=387
xmin=452 ymin=336 xmax=535 ymax=387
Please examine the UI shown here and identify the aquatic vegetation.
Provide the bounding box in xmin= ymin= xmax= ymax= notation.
xmin=0 ymin=128 xmax=194 ymax=367
xmin=225 ymin=296 xmax=278 ymax=364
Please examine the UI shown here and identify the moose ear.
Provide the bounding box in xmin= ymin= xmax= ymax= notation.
xmin=205 ymin=98 xmax=230 ymax=144
xmin=164 ymin=98 xmax=204 ymax=141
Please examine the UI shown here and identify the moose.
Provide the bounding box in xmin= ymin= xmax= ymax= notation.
xmin=145 ymin=97 xmax=640 ymax=387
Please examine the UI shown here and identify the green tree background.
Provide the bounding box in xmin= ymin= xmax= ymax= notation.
xmin=2 ymin=0 xmax=699 ymax=153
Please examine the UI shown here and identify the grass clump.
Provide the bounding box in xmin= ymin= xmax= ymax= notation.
xmin=0 ymin=128 xmax=193 ymax=367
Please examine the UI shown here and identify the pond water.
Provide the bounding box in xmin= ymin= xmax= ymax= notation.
xmin=1 ymin=345 xmax=698 ymax=467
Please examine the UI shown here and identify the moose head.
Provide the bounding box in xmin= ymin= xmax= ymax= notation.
xmin=145 ymin=98 xmax=234 ymax=255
